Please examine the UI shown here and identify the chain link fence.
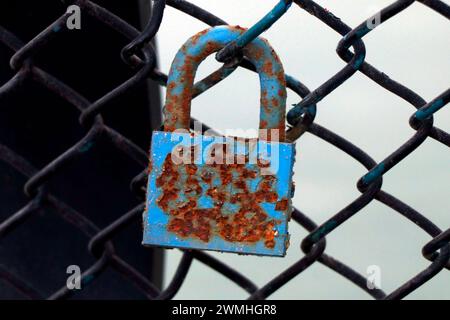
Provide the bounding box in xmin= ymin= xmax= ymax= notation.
xmin=0 ymin=0 xmax=449 ymax=299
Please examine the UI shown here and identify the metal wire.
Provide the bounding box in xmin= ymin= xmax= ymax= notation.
xmin=0 ymin=0 xmax=449 ymax=300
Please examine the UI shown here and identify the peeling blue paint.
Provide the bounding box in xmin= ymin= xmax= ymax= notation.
xmin=414 ymin=98 xmax=445 ymax=120
xmin=235 ymin=0 xmax=293 ymax=49
xmin=362 ymin=163 xmax=385 ymax=185
xmin=79 ymin=141 xmax=94 ymax=153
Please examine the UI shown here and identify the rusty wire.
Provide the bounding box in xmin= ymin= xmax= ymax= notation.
xmin=0 ymin=0 xmax=449 ymax=300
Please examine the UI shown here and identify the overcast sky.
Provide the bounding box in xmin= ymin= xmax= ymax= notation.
xmin=155 ymin=0 xmax=450 ymax=299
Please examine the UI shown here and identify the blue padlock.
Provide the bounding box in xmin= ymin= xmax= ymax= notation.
xmin=143 ymin=26 xmax=295 ymax=257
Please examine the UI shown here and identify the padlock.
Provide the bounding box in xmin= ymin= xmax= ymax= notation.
xmin=143 ymin=26 xmax=295 ymax=257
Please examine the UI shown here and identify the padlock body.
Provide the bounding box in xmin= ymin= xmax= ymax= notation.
xmin=143 ymin=131 xmax=295 ymax=257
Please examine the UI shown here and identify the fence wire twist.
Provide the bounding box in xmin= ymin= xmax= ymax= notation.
xmin=0 ymin=0 xmax=449 ymax=300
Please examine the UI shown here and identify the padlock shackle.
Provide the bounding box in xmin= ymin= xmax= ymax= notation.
xmin=163 ymin=26 xmax=287 ymax=142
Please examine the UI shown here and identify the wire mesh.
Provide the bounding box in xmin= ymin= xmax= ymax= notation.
xmin=0 ymin=0 xmax=449 ymax=300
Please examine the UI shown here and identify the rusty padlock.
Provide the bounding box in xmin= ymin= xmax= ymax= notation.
xmin=143 ymin=26 xmax=295 ymax=257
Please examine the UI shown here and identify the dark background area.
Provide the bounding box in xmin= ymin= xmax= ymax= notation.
xmin=0 ymin=0 xmax=163 ymax=299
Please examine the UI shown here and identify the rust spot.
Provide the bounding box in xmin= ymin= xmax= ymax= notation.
xmin=147 ymin=159 xmax=153 ymax=175
xmin=154 ymin=143 xmax=283 ymax=248
xmin=201 ymin=170 xmax=212 ymax=184
xmin=260 ymin=120 xmax=268 ymax=130
xmin=185 ymin=164 xmax=197 ymax=175
xmin=167 ymin=82 xmax=176 ymax=91
xmin=262 ymin=61 xmax=274 ymax=76
xmin=191 ymin=29 xmax=209 ymax=46
xmin=271 ymin=97 xmax=279 ymax=107
xmin=277 ymin=70 xmax=286 ymax=88
xmin=257 ymin=158 xmax=271 ymax=168
xmin=264 ymin=222 xmax=276 ymax=249
xmin=275 ymin=198 xmax=288 ymax=211
xmin=278 ymin=89 xmax=284 ymax=97
xmin=261 ymin=89 xmax=270 ymax=114
xmin=180 ymin=43 xmax=188 ymax=54
xmin=248 ymin=43 xmax=264 ymax=61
